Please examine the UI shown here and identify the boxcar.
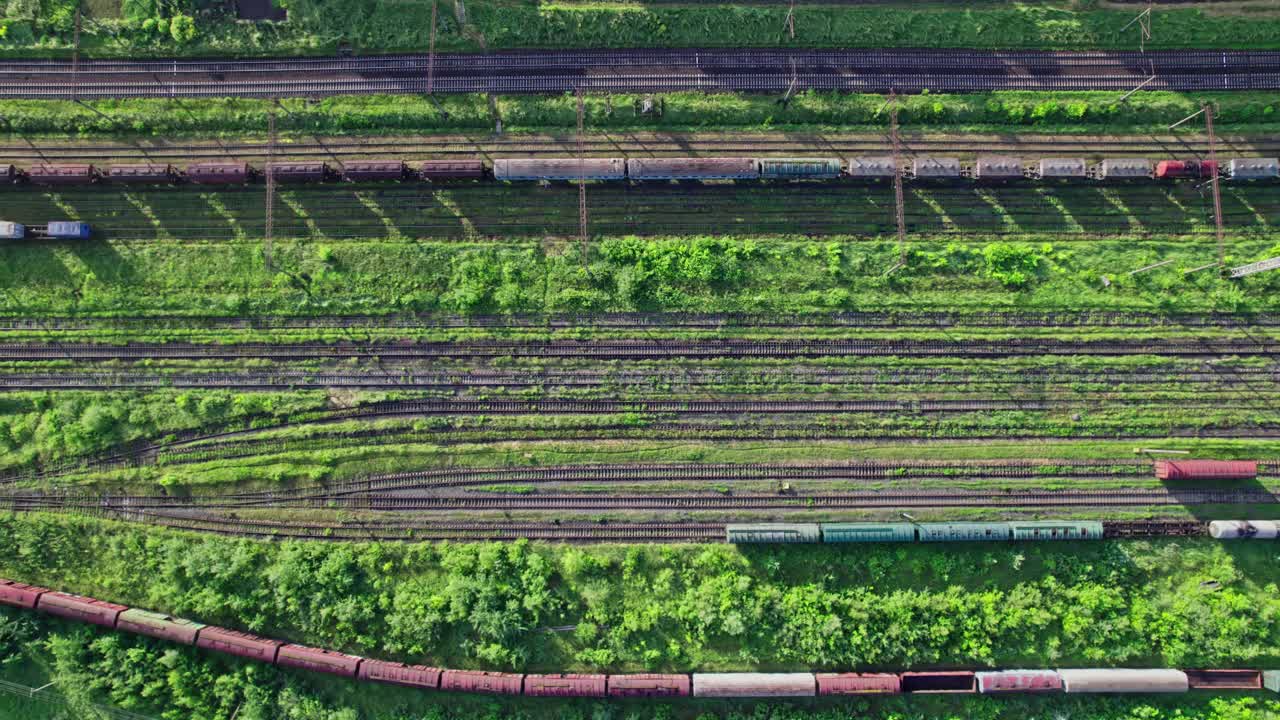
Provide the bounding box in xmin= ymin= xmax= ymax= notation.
xmin=1097 ymin=159 xmax=1151 ymax=180
xmin=420 ymin=160 xmax=486 ymax=180
xmin=607 ymin=674 xmax=691 ymax=698
xmin=1008 ymin=521 xmax=1103 ymax=541
xmin=186 ymin=162 xmax=253 ymax=184
xmin=726 ymin=524 xmax=820 ymax=544
xmin=1154 ymin=459 xmax=1257 ymax=481
xmin=440 ymin=670 xmax=524 ymax=695
xmin=976 ymin=670 xmax=1062 ymax=693
xmin=1208 ymin=520 xmax=1278 ymax=539
xmin=358 ymin=660 xmax=442 ymax=689
xmin=0 ymin=579 xmax=48 ymax=609
xmin=816 ymin=673 xmax=901 ymax=695
xmin=1038 ymin=158 xmax=1087 ymax=180
xmin=1185 ymin=670 xmax=1263 ymax=690
xmin=758 ymin=158 xmax=842 ymax=180
xmin=108 ymin=164 xmax=177 ymax=183
xmin=196 ymin=626 xmax=283 ymax=663
xmin=266 ymin=162 xmax=330 ymax=183
xmin=1059 ymin=669 xmax=1188 ymax=693
xmin=45 ymin=222 xmax=92 ymax=240
xmin=900 ymin=671 xmax=977 ymax=693
xmin=524 ymin=674 xmax=607 ymax=698
xmin=1228 ymin=158 xmax=1279 ymax=180
xmin=493 ymin=158 xmax=624 ymax=181
xmin=0 ymin=222 xmax=24 ymax=240
xmin=974 ymin=156 xmax=1024 ymax=181
xmin=917 ymin=522 xmax=1011 ymax=542
xmin=911 ymin=157 xmax=961 ymax=179
xmin=28 ymin=164 xmax=97 ymax=185
xmin=36 ymin=591 xmax=126 ymax=628
xmin=117 ymin=608 xmax=205 ymax=645
xmin=820 ymin=522 xmax=915 ymax=543
xmin=341 ymin=161 xmax=407 ymax=182
xmin=276 ymin=644 xmax=363 ymax=678
xmin=626 ymin=157 xmax=758 ymax=181
xmin=846 ymin=156 xmax=897 ymax=179
xmin=1155 ymin=160 xmax=1217 ymax=180
xmin=692 ymin=673 xmax=816 ymax=698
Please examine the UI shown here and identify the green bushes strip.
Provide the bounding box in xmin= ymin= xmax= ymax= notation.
xmin=3 ymin=91 xmax=1280 ymax=136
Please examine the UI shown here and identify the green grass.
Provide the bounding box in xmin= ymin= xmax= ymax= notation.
xmin=3 ymin=91 xmax=1279 ymax=136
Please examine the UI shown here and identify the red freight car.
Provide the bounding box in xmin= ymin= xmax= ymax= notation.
xmin=36 ymin=591 xmax=126 ymax=628
xmin=186 ymin=162 xmax=253 ymax=184
xmin=108 ymin=164 xmax=177 ymax=183
xmin=358 ymin=660 xmax=442 ymax=690
xmin=0 ymin=579 xmax=48 ymax=609
xmin=116 ymin=608 xmax=205 ymax=645
xmin=277 ymin=644 xmax=363 ymax=678
xmin=341 ymin=161 xmax=407 ymax=182
xmin=196 ymin=626 xmax=283 ymax=663
xmin=1185 ymin=670 xmax=1263 ymax=690
xmin=440 ymin=670 xmax=524 ymax=695
xmin=816 ymin=673 xmax=902 ymax=695
xmin=607 ymin=674 xmax=691 ymax=698
xmin=265 ymin=162 xmax=330 ymax=183
xmin=900 ymin=671 xmax=977 ymax=693
xmin=419 ymin=160 xmax=486 ymax=180
xmin=524 ymin=673 xmax=607 ymax=698
xmin=1154 ymin=460 xmax=1257 ymax=481
xmin=27 ymin=164 xmax=98 ymax=185
xmin=976 ymin=670 xmax=1062 ymax=693
xmin=1155 ymin=160 xmax=1218 ymax=179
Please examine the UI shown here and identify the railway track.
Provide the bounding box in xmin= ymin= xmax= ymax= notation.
xmin=1 ymin=337 xmax=1276 ymax=361
xmin=3 ymin=49 xmax=1279 ymax=98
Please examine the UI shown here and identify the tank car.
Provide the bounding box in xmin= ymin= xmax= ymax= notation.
xmin=846 ymin=156 xmax=897 ymax=179
xmin=911 ymin=157 xmax=962 ymax=180
xmin=1185 ymin=670 xmax=1263 ymax=690
xmin=108 ymin=164 xmax=178 ymax=183
xmin=524 ymin=674 xmax=607 ymax=698
xmin=900 ymin=671 xmax=977 ymax=693
xmin=607 ymin=674 xmax=691 ymax=698
xmin=36 ymin=591 xmax=126 ymax=628
xmin=196 ymin=626 xmax=283 ymax=663
xmin=692 ymin=673 xmax=816 ymax=698
xmin=276 ymin=644 xmax=364 ymax=677
xmin=1095 ymin=158 xmax=1151 ymax=180
xmin=627 ymin=157 xmax=758 ymax=181
xmin=974 ymin=156 xmax=1025 ymax=181
xmin=757 ymin=158 xmax=842 ymax=180
xmin=0 ymin=579 xmax=47 ymax=608
xmin=45 ymin=221 xmax=91 ymax=240
xmin=27 ymin=163 xmax=98 ymax=185
xmin=725 ymin=524 xmax=820 ymax=543
xmin=1037 ymin=158 xmax=1087 ymax=180
xmin=358 ymin=660 xmax=442 ymax=689
xmin=1154 ymin=459 xmax=1257 ymax=481
xmin=821 ymin=522 xmax=915 ymax=543
xmin=116 ymin=608 xmax=205 ymax=645
xmin=493 ymin=158 xmax=624 ymax=181
xmin=265 ymin=162 xmax=331 ymax=183
xmin=420 ymin=160 xmax=486 ymax=181
xmin=1228 ymin=158 xmax=1279 ymax=181
xmin=1058 ymin=668 xmax=1188 ymax=693
xmin=1155 ymin=160 xmax=1217 ymax=180
xmin=1208 ymin=520 xmax=1278 ymax=539
xmin=186 ymin=162 xmax=254 ymax=184
xmin=440 ymin=670 xmax=524 ymax=695
xmin=976 ymin=670 xmax=1062 ymax=693
xmin=341 ymin=161 xmax=407 ymax=182
xmin=816 ymin=673 xmax=901 ymax=695
xmin=0 ymin=222 xmax=24 ymax=240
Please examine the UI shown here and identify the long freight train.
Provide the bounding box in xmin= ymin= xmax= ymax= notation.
xmin=1 ymin=578 xmax=1275 ymax=698
xmin=1 ymin=156 xmax=1277 ymax=186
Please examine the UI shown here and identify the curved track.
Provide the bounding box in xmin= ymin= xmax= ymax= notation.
xmin=3 ymin=49 xmax=1279 ymax=98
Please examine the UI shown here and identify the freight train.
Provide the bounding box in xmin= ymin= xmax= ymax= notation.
xmin=1 ymin=156 xmax=1277 ymax=186
xmin=1 ymin=578 xmax=1275 ymax=698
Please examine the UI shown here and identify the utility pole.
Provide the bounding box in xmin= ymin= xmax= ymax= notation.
xmin=1120 ymin=2 xmax=1153 ymax=53
xmin=265 ymin=101 xmax=277 ymax=272
xmin=890 ymin=92 xmax=907 ymax=266
xmin=72 ymin=2 xmax=82 ymax=100
xmin=1204 ymin=103 xmax=1225 ymax=267
xmin=577 ymin=87 xmax=588 ymax=260
xmin=783 ymin=0 xmax=796 ymax=40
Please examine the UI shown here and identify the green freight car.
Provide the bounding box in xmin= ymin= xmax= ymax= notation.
xmin=820 ymin=523 xmax=916 ymax=543
xmin=725 ymin=524 xmax=821 ymax=543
